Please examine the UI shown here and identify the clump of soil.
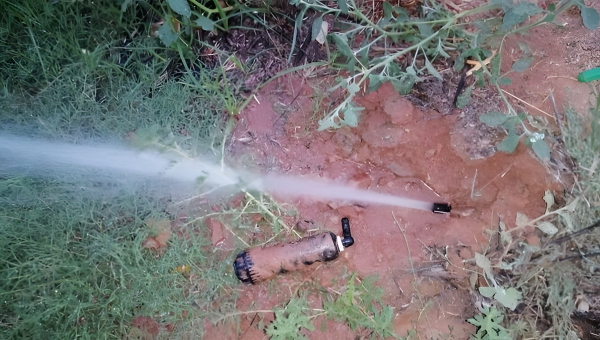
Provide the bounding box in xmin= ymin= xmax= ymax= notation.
xmin=224 ymin=73 xmax=563 ymax=337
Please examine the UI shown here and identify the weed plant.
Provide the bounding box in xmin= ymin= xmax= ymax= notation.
xmin=469 ymin=95 xmax=600 ymax=338
xmin=460 ymin=0 xmax=598 ymax=161
xmin=282 ymin=0 xmax=597 ymax=135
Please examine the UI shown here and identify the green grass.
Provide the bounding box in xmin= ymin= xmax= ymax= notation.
xmin=0 ymin=0 xmax=242 ymax=338
xmin=0 ymin=176 xmax=238 ymax=339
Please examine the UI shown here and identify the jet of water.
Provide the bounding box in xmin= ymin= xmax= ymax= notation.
xmin=0 ymin=134 xmax=440 ymax=211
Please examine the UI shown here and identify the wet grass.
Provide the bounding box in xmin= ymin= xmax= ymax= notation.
xmin=0 ymin=177 xmax=238 ymax=338
xmin=0 ymin=1 xmax=242 ymax=338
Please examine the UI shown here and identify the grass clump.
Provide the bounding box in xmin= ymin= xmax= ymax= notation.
xmin=0 ymin=0 xmax=242 ymax=338
xmin=0 ymin=176 xmax=238 ymax=338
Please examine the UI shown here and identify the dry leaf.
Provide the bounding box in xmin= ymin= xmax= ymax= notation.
xmin=141 ymin=237 xmax=160 ymax=250
xmin=143 ymin=218 xmax=172 ymax=250
xmin=154 ymin=229 xmax=172 ymax=248
xmin=576 ymin=295 xmax=590 ymax=312
xmin=470 ymin=272 xmax=478 ymax=289
xmin=543 ymin=190 xmax=554 ymax=214
xmin=316 ymin=21 xmax=329 ymax=44
xmin=536 ymin=221 xmax=558 ymax=235
xmin=516 ymin=212 xmax=530 ymax=229
xmin=173 ymin=264 xmax=191 ymax=275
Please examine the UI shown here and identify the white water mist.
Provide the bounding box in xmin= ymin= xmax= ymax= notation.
xmin=0 ymin=134 xmax=435 ymax=211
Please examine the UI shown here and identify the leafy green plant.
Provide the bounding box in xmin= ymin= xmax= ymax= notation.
xmin=123 ymin=0 xmax=264 ymax=50
xmin=324 ymin=274 xmax=397 ymax=338
xmin=468 ymin=307 xmax=509 ymax=340
xmin=290 ymin=0 xmax=501 ymax=130
xmin=466 ymin=93 xmax=600 ymax=338
xmin=289 ymin=0 xmax=598 ymax=137
xmin=260 ymin=273 xmax=398 ymax=339
xmin=266 ymin=297 xmax=315 ymax=340
xmin=466 ymin=0 xmax=598 ymax=161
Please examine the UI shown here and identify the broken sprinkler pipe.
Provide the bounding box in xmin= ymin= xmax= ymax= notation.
xmin=432 ymin=203 xmax=451 ymax=214
xmin=233 ymin=218 xmax=355 ymax=284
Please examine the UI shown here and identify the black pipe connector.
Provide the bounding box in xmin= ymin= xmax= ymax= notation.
xmin=432 ymin=203 xmax=451 ymax=214
xmin=341 ymin=217 xmax=354 ymax=247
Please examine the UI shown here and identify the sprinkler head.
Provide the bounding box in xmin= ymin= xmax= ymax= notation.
xmin=341 ymin=217 xmax=354 ymax=247
xmin=432 ymin=203 xmax=451 ymax=214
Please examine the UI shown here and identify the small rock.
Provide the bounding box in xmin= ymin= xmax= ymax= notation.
xmin=206 ymin=218 xmax=226 ymax=247
xmin=384 ymin=96 xmax=419 ymax=126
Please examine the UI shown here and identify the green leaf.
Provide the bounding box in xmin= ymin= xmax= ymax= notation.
xmin=265 ymin=297 xmax=314 ymax=339
xmin=473 ymin=69 xmax=485 ymax=88
xmin=167 ymin=0 xmax=191 ymax=18
xmin=468 ymin=307 xmax=509 ymax=339
xmin=479 ymin=286 xmax=497 ymax=298
xmin=416 ymin=22 xmax=433 ymax=37
xmin=330 ymin=34 xmax=353 ymax=59
xmin=390 ymin=74 xmax=415 ymax=95
xmin=498 ymin=77 xmax=512 ymax=85
xmin=501 ymin=2 xmax=542 ymax=30
xmin=536 ymin=221 xmax=558 ymax=235
xmin=579 ymin=5 xmax=599 ymax=30
xmin=157 ymin=22 xmax=178 ymax=47
xmin=324 ymin=274 xmax=395 ymax=336
xmin=517 ymin=41 xmax=531 ymax=54
xmin=541 ymin=11 xmax=556 ymax=24
xmin=512 ymin=55 xmax=533 ymax=72
xmin=494 ymin=287 xmax=522 ymax=310
xmin=531 ymin=138 xmax=550 ymax=161
xmin=479 ymin=112 xmax=509 ymax=126
xmin=436 ymin=38 xmax=450 ymax=58
xmin=490 ymin=54 xmax=501 ymax=83
xmin=312 ymin=16 xmax=324 ymax=41
xmin=394 ymin=7 xmax=409 ymax=22
xmin=455 ymin=84 xmax=473 ymax=108
xmin=387 ymin=62 xmax=402 ymax=77
xmin=382 ymin=1 xmax=394 ymax=19
xmin=454 ymin=54 xmax=466 ymax=72
xmin=337 ymin=0 xmax=348 ymax=14
xmin=474 ymin=252 xmax=493 ymax=279
xmin=347 ymin=82 xmax=360 ymax=95
xmin=425 ymin=59 xmax=442 ymax=80
xmin=194 ymin=15 xmax=214 ymax=31
xmin=120 ymin=0 xmax=133 ymax=12
xmin=368 ymin=74 xmax=384 ymax=93
xmin=497 ymin=130 xmax=520 ymax=153
xmin=341 ymin=103 xmax=363 ymax=127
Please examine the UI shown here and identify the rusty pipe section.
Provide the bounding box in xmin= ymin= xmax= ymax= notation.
xmin=233 ymin=218 xmax=354 ymax=284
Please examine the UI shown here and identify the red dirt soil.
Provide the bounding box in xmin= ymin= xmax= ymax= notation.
xmin=204 ymin=3 xmax=600 ymax=338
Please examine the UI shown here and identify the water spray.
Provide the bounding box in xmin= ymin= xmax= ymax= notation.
xmin=0 ymin=134 xmax=451 ymax=214
xmin=233 ymin=217 xmax=355 ymax=284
